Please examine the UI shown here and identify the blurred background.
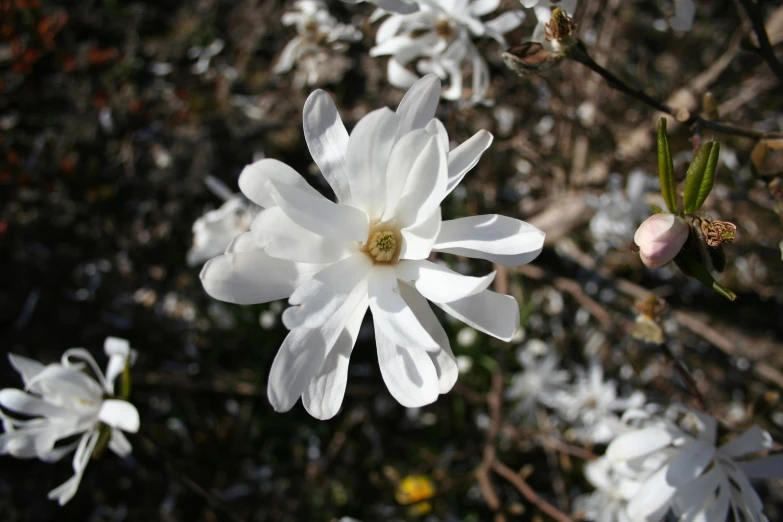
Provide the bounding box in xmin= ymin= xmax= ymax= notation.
xmin=1 ymin=0 xmax=782 ymax=520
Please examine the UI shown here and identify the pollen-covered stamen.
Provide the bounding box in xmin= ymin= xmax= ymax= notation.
xmin=434 ymin=18 xmax=455 ymax=39
xmin=368 ymin=230 xmax=397 ymax=262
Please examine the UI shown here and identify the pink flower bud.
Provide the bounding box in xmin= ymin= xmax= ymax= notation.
xmin=633 ymin=214 xmax=689 ymax=269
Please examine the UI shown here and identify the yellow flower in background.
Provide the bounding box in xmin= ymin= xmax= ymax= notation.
xmin=395 ymin=474 xmax=436 ymax=515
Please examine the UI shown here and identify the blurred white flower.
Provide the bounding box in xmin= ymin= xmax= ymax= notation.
xmin=588 ymin=171 xmax=649 ymax=255
xmin=275 ymin=0 xmax=362 ymax=88
xmin=607 ymin=405 xmax=783 ymax=522
xmin=188 ymin=39 xmax=225 ymax=76
xmin=456 ymin=326 xmax=477 ymax=347
xmin=370 ymin=0 xmax=525 ymax=104
xmin=573 ymin=456 xmax=647 ymax=522
xmin=550 ymin=360 xmax=645 ymax=443
xmin=187 ymin=176 xmax=259 ymax=266
xmin=506 ymin=340 xmax=569 ymax=416
xmin=201 ymin=75 xmax=545 ymax=419
xmin=0 ymin=338 xmax=140 ymax=505
xmin=456 ymin=354 xmax=473 ymax=374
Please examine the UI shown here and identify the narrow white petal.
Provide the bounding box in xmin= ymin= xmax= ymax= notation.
xmin=103 ymin=337 xmax=132 ymax=395
xmin=719 ymin=425 xmax=774 ymax=458
xmin=433 ymin=215 xmax=545 ymax=266
xmin=302 ymin=296 xmax=368 ymax=420
xmin=395 ymin=74 xmax=442 ymax=139
xmin=225 ymin=230 xmax=259 ymax=254
xmin=7 ymin=354 xmax=46 ymax=392
xmin=368 ymin=265 xmax=439 ymax=351
xmin=424 ymin=118 xmax=449 ymax=153
xmin=200 ymin=250 xmax=322 ymax=305
xmin=97 ymin=400 xmax=140 ymax=433
xmin=396 ymin=259 xmax=495 ymax=303
xmin=47 ymin=430 xmax=99 ymax=506
xmin=267 ymin=280 xmax=368 ymax=413
xmin=373 ymin=0 xmax=419 ymax=14
xmin=626 ymin=464 xmax=677 ymax=521
xmin=665 ymin=441 xmax=715 ymax=487
xmin=394 ymin=135 xmax=448 ymax=228
xmin=268 ymin=180 xmax=369 ymax=242
xmin=399 ymin=208 xmax=441 ymax=260
xmin=108 ymin=429 xmax=132 ymax=457
xmin=273 ymin=37 xmax=303 ymax=74
xmin=484 ymin=11 xmax=524 ymax=36
xmin=738 ymin=454 xmax=783 ymax=479
xmin=238 ymin=158 xmax=321 ymax=208
xmin=376 ymin=14 xmax=405 ymax=43
xmin=470 ymin=0 xmax=500 ymax=16
xmin=606 ymin=427 xmax=675 ymax=462
xmin=344 ymin=108 xmax=399 ymax=219
xmin=446 ymin=130 xmax=493 ymax=195
xmin=399 ymin=283 xmax=457 ymax=394
xmin=436 ymin=289 xmax=519 ymax=341
xmin=387 ymin=57 xmax=422 ymax=89
xmin=383 ymin=128 xmax=431 ymax=220
xmin=283 ymin=253 xmax=372 ymax=329
xmin=0 ymin=389 xmax=74 ymax=418
xmin=251 ymin=207 xmax=357 ymax=264
xmin=375 ymin=320 xmax=440 ymax=408
xmin=303 ymin=90 xmax=352 ymax=204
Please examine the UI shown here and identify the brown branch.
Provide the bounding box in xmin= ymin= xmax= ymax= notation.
xmin=475 ymin=371 xmax=506 ymax=521
xmin=491 ymin=460 xmax=574 ymax=522
xmin=738 ymin=0 xmax=783 ymax=85
xmin=568 ymin=42 xmax=783 ymax=140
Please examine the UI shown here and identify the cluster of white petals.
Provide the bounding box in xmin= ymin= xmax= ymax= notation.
xmin=604 ymin=405 xmax=783 ymax=521
xmin=0 ymin=338 xmax=140 ymax=505
xmin=549 ymin=360 xmax=645 ymax=443
xmin=201 ymin=74 xmax=545 ymax=419
xmin=370 ymin=0 xmax=525 ymax=104
xmin=188 ymin=177 xmax=259 ymax=266
xmin=274 ymin=0 xmax=363 ymax=88
xmin=573 ymin=456 xmax=646 ymax=522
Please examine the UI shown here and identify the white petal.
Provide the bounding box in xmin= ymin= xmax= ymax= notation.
xmin=393 ymin=135 xmax=447 ymax=228
xmin=238 ymin=158 xmax=321 ymax=208
xmin=738 ymin=454 xmax=783 ymax=479
xmin=607 ymin=427 xmax=675 ymax=462
xmin=283 ymin=253 xmax=372 ymax=329
xmin=399 ymin=283 xmax=457 ymax=394
xmin=103 ymin=337 xmax=133 ymax=395
xmin=396 ymin=259 xmax=495 ymax=303
xmin=251 ymin=207 xmax=357 ymax=264
xmin=273 ymin=37 xmax=303 ymax=74
xmin=470 ymin=0 xmax=500 ymax=16
xmin=383 ymin=128 xmax=432 ymax=220
xmin=303 ymin=90 xmax=352 ymax=204
xmin=484 ymin=11 xmax=524 ymax=36
xmin=97 ymin=400 xmax=140 ymax=433
xmin=368 ymin=265 xmax=439 ymax=351
xmin=395 ymin=73 xmax=442 ymax=139
xmin=626 ymin=464 xmax=677 ymax=521
xmin=302 ymin=296 xmax=368 ymax=420
xmin=200 ymin=250 xmax=322 ymax=305
xmin=399 ymin=208 xmax=441 ymax=260
xmin=344 ymin=107 xmax=399 ymax=220
xmin=424 ymin=118 xmax=449 ymax=153
xmin=267 ymin=279 xmax=368 ymax=413
xmin=387 ymin=57 xmax=422 ymax=89
xmin=436 ymin=289 xmax=519 ymax=341
xmin=376 ymin=14 xmax=405 ymax=43
xmin=268 ymin=180 xmax=369 ymax=242
xmin=7 ymin=354 xmax=45 ymax=391
xmin=375 ymin=319 xmax=439 ymax=408
xmin=446 ymin=131 xmax=492 ymax=196
xmin=719 ymin=425 xmax=773 ymax=458
xmin=374 ymin=0 xmax=420 ymax=14
xmin=225 ymin=230 xmax=259 ymax=254
xmin=433 ymin=215 xmax=545 ymax=266
xmin=47 ymin=431 xmax=99 ymax=506
xmin=665 ymin=441 xmax=715 ymax=487
xmin=108 ymin=429 xmax=132 ymax=457
xmin=0 ymin=389 xmax=74 ymax=418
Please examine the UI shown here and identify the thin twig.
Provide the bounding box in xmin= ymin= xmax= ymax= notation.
xmin=568 ymin=43 xmax=783 ymax=140
xmin=737 ymin=0 xmax=783 ymax=85
xmin=491 ymin=460 xmax=574 ymax=522
xmin=475 ymin=371 xmax=506 ymax=522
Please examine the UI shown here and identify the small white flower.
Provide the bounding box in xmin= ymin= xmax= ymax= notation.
xmin=188 ymin=39 xmax=225 ymax=76
xmin=201 ymin=75 xmax=545 ymax=419
xmin=607 ymin=405 xmax=783 ymax=522
xmin=188 ymin=176 xmax=259 ymax=266
xmin=505 ymin=340 xmax=570 ymax=416
xmin=549 ymin=360 xmax=645 ymax=443
xmin=370 ymin=0 xmax=525 ymax=104
xmin=275 ymin=0 xmax=362 ymax=88
xmin=0 ymin=337 xmax=140 ymax=505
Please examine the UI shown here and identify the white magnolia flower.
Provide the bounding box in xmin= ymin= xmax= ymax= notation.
xmin=607 ymin=405 xmax=783 ymax=522
xmin=200 ymin=75 xmax=545 ymax=419
xmin=370 ymin=0 xmax=525 ymax=104
xmin=505 ymin=340 xmax=569 ymax=416
xmin=0 ymin=337 xmax=140 ymax=505
xmin=550 ymin=360 xmax=645 ymax=443
xmin=574 ymin=456 xmax=648 ymax=522
xmin=188 ymin=176 xmax=259 ymax=266
xmin=274 ymin=0 xmax=362 ymax=88
xmin=523 ymin=0 xmax=577 ymax=50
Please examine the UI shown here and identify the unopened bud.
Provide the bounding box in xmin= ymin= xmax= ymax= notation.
xmin=633 ymin=214 xmax=690 ymax=269
xmin=502 ymin=42 xmax=565 ymax=76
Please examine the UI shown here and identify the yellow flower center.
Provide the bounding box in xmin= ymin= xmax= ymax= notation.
xmin=368 ymin=230 xmax=397 ymax=262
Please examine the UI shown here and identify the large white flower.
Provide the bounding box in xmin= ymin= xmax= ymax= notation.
xmin=607 ymin=405 xmax=783 ymax=522
xmin=188 ymin=176 xmax=259 ymax=266
xmin=370 ymin=0 xmax=525 ymax=103
xmin=549 ymin=360 xmax=645 ymax=443
xmin=274 ymin=0 xmax=362 ymax=88
xmin=0 ymin=337 xmax=140 ymax=505
xmin=201 ymin=75 xmax=545 ymax=419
